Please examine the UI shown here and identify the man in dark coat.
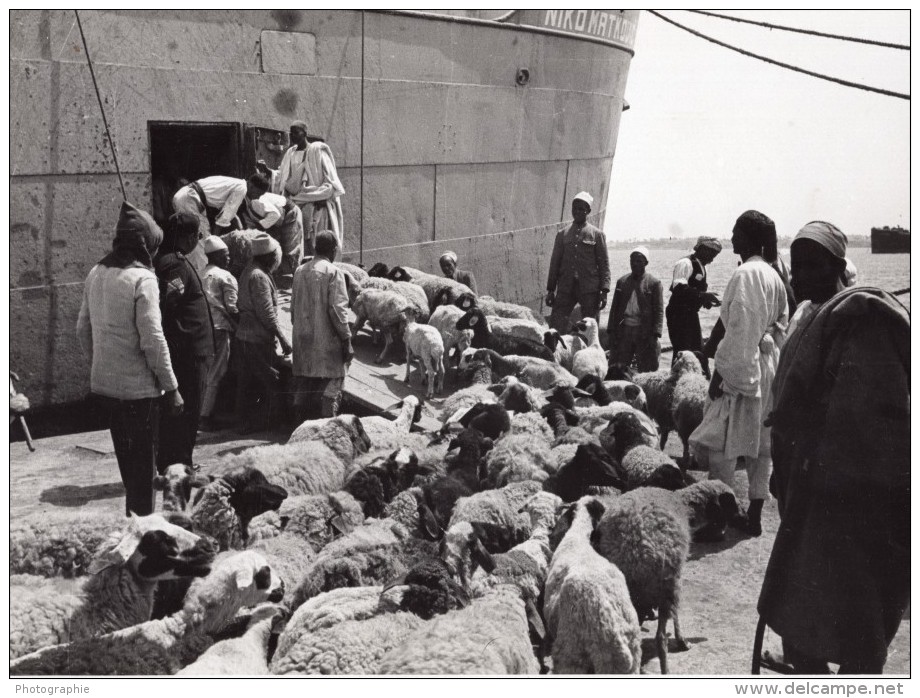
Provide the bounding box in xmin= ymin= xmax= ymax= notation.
xmin=607 ymin=246 xmax=663 ymax=372
xmin=758 ymin=221 xmax=910 ymax=674
xmin=154 ymin=212 xmax=215 ymax=471
xmin=545 ymin=191 xmax=611 ymax=333
xmin=666 ymin=236 xmax=722 ymax=356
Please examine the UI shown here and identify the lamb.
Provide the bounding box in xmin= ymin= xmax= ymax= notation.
xmin=543 ymin=328 xmax=583 ymax=371
xmin=401 ymin=307 xmax=445 ymax=398
xmin=544 ymin=497 xmax=641 ymax=674
xmin=175 ymin=603 xmax=286 ymax=676
xmin=602 ymin=411 xmax=688 ymax=491
xmin=351 ymin=288 xmax=411 ymax=363
xmin=452 ymin=291 xmax=546 ymax=326
xmin=427 ymin=303 xmax=474 ymax=370
xmin=10 ymin=509 xmax=132 ymax=578
xmin=670 ymin=351 xmax=710 ymax=467
xmin=377 ymin=582 xmax=540 ymax=674
xmin=574 ymin=373 xmax=648 ymax=412
xmin=456 ymin=308 xmax=553 ymax=360
xmin=10 ymin=514 xmax=214 ymax=660
xmin=287 ymin=413 xmax=373 ymax=465
xmin=633 ymin=350 xmax=704 ymax=449
xmin=482 ymin=433 xmax=555 ymax=488
xmin=10 ymin=550 xmax=286 ymax=675
xmin=246 ymin=535 xmax=316 ymax=609
xmin=388 ymin=265 xmax=473 ymax=309
xmin=570 ymin=318 xmax=608 ymax=380
xmin=543 ymin=442 xmax=625 ymax=503
xmin=189 ymin=468 xmax=289 ymax=550
xmin=470 ymin=348 xmax=577 ymax=390
xmin=153 ymin=463 xmax=211 ymax=512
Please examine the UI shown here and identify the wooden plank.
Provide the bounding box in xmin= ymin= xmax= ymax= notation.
xmin=277 ymin=290 xmax=443 ymax=432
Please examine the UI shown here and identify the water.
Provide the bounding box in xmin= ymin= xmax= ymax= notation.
xmin=604 ymin=247 xmax=910 ymax=351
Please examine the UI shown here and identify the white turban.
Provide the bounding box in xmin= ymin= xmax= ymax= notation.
xmin=573 ymin=191 xmax=594 ymax=207
xmin=440 ymin=251 xmax=458 ymax=265
xmin=631 ymin=246 xmax=650 ymax=263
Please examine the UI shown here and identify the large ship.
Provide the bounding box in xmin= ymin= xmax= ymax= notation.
xmin=870 ymin=226 xmax=910 ymax=253
xmin=10 ymin=9 xmax=638 ymax=409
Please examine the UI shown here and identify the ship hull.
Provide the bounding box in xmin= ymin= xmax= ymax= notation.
xmin=10 ymin=9 xmax=638 ymax=407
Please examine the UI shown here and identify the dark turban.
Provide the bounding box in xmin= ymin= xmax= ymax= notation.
xmin=98 ymin=201 xmax=164 ymax=269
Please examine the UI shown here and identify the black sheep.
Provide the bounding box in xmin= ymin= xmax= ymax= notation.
xmin=544 ymin=443 xmax=625 ymax=502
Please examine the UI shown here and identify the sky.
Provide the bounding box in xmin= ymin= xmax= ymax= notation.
xmin=603 ymin=10 xmax=911 ymax=242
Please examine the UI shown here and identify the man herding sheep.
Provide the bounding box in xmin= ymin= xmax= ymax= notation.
xmin=291 ymin=230 xmax=354 ymax=424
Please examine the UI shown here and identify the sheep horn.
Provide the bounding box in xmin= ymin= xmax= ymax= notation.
xmin=382 ymin=574 xmax=408 ymax=593
xmin=525 ymin=598 xmax=547 ymax=640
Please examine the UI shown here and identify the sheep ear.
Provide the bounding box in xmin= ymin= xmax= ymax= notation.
xmin=526 ymin=598 xmax=547 ymax=640
xmin=471 ymin=537 xmax=496 ymax=573
xmin=624 ymin=384 xmax=641 ymax=401
xmin=486 ymin=383 xmax=504 ymax=396
xmin=234 ymin=565 xmax=255 ymax=590
xmin=557 ymin=335 xmax=568 ymax=349
xmin=382 ymin=574 xmax=407 ymax=593
xmin=330 ymin=514 xmax=353 ymax=535
xmin=418 ymin=503 xmax=442 ymax=540
xmin=573 ymin=386 xmax=594 ymax=398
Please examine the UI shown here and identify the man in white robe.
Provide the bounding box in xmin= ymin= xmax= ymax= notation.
xmin=689 ymin=210 xmax=788 ymax=538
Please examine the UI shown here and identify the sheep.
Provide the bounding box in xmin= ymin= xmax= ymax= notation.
xmin=416 ymin=428 xmax=492 ymax=539
xmin=456 ymin=308 xmax=553 ymax=360
xmin=401 ymin=307 xmax=445 ymax=398
xmin=10 ymin=514 xmax=215 ymax=660
xmin=470 ymin=348 xmax=577 ymax=390
xmin=543 ymin=328 xmax=583 ymax=371
xmin=389 ymin=265 xmax=473 ymax=310
xmin=670 ymin=353 xmax=710 ymax=467
xmin=377 ymin=582 xmax=540 ymax=674
xmin=574 ymin=373 xmax=648 ymax=413
xmin=591 ymin=486 xmax=702 ymax=674
xmin=189 ymin=468 xmax=289 ymax=550
xmin=153 ymin=463 xmax=211 ymax=512
xmin=360 ymin=395 xmax=422 ymax=450
xmin=570 ymin=317 xmax=608 ymax=380
xmin=287 ymin=413 xmax=373 ymax=465
xmin=290 ymin=519 xmax=439 ymax=611
xmin=334 ymin=261 xmax=369 ymax=285
xmin=10 ymin=509 xmax=132 ymax=578
xmin=246 ymin=534 xmax=315 ymax=609
xmin=452 ymin=291 xmax=546 ymax=326
xmin=509 ymin=411 xmax=555 ymax=442
xmin=676 ymin=479 xmax=740 ymax=539
xmin=437 ymin=351 xmax=498 ymax=419
xmin=601 ymin=411 xmax=688 ymax=491
xmin=633 ymin=350 xmax=704 ymax=449
xmin=544 ymin=497 xmax=641 ymax=674
xmin=427 ymin=303 xmax=474 ymax=370
xmin=482 ymin=433 xmax=555 ymax=488
xmin=456 ymin=401 xmax=511 ymax=440
xmin=543 ymin=442 xmax=625 ymax=503
xmin=175 ymin=603 xmax=286 ymax=676
xmin=279 ymin=490 xmax=365 ymax=547
xmin=351 ymin=288 xmax=411 ymax=363
xmin=10 ymin=550 xmax=286 ymax=675
xmin=576 ymin=401 xmax=659 ymax=436
xmin=344 ymin=447 xmax=422 ymax=518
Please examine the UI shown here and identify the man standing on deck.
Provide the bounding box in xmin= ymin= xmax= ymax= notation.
xmin=666 ymin=236 xmax=722 ymax=357
xmin=607 ymin=246 xmax=663 ymax=372
xmin=290 ymin=230 xmax=353 ymax=427
xmin=259 ymin=120 xmax=345 ymax=253
xmin=545 ymin=191 xmax=611 ymax=333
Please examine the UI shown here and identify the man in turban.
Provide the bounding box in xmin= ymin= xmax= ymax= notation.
xmin=666 ymin=236 xmax=723 ymax=358
xmin=439 ymin=250 xmax=477 ymax=294
xmin=545 ymin=191 xmax=611 ymax=333
xmin=757 ymin=221 xmax=909 ymax=674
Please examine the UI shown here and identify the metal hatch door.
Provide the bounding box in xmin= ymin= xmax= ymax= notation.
xmin=243 ymin=125 xmax=289 ymax=177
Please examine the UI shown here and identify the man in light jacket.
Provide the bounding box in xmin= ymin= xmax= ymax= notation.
xmin=290 ymin=229 xmax=353 ymax=425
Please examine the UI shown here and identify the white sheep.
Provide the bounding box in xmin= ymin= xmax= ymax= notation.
xmin=576 ymin=402 xmax=659 ymax=436
xmin=10 ymin=513 xmax=212 ymax=660
xmin=360 ymin=395 xmax=421 ymax=450
xmin=389 ymin=265 xmax=473 ymax=308
xmin=352 ymin=288 xmax=412 ymax=363
xmin=453 ymin=291 xmax=546 ymax=326
xmin=401 ymin=307 xmax=445 ymax=398
xmin=287 ymin=413 xmax=373 ymax=464
xmin=175 ymin=603 xmax=286 ymax=676
xmin=544 ymin=497 xmax=640 ymax=674
xmin=670 ymin=353 xmax=709 ymax=466
xmin=470 ymin=349 xmax=577 ymax=390
xmin=570 ymin=317 xmax=607 ymax=380
xmin=633 ymin=351 xmax=704 ymax=449
xmin=428 ymin=304 xmax=474 ymax=369
xmin=221 ymin=442 xmax=352 ymax=500
xmin=153 ymin=463 xmax=211 ymax=512
xmin=334 ymin=261 xmax=369 ymax=285
xmin=10 ymin=550 xmax=286 ymax=675
xmin=508 ymin=411 xmax=554 ymax=442
xmin=377 ymin=582 xmax=540 ymax=674
xmin=483 ymin=434 xmax=556 ymax=487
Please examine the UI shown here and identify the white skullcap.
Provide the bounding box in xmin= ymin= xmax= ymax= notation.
xmin=631 ymin=246 xmax=650 ymax=263
xmin=202 ymin=236 xmax=228 ymax=254
xmin=573 ymin=191 xmax=594 ymax=207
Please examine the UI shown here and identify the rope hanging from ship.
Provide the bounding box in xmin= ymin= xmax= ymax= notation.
xmin=646 ymin=10 xmax=910 ymax=101
xmin=74 ymin=10 xmax=127 ymax=200
xmin=687 ymin=10 xmax=910 ymax=51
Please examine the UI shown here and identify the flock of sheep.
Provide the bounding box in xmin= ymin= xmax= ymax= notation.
xmin=9 ymin=255 xmax=737 ymax=676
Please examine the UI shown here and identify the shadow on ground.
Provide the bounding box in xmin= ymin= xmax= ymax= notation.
xmin=40 ymin=482 xmax=125 ymax=507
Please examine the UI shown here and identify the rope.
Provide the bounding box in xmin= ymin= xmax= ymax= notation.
xmin=892 ymin=287 xmax=910 ymax=296
xmin=493 ymin=10 xmax=518 ymax=23
xmin=687 ymin=10 xmax=910 ymax=51
xmin=646 ymin=10 xmax=910 ymax=101
xmin=74 ymin=10 xmax=127 ymax=200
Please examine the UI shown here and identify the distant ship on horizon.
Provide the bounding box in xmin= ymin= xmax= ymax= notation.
xmin=871 ymin=226 xmax=910 ymax=254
